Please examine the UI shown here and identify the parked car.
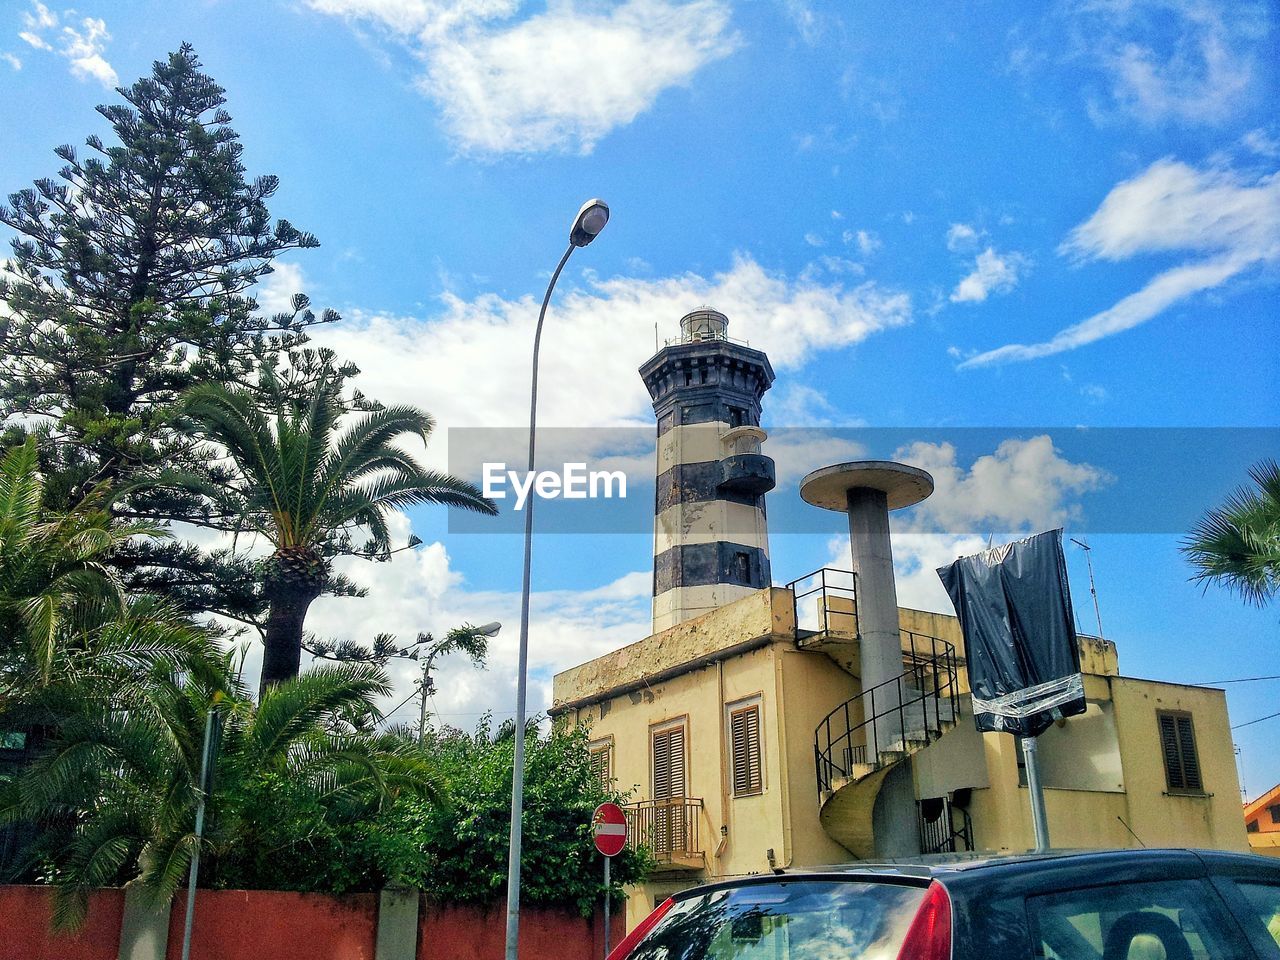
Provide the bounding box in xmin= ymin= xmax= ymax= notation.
xmin=606 ymin=848 xmax=1280 ymax=959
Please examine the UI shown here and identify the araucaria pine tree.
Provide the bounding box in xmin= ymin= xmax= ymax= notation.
xmin=0 ymin=45 xmax=335 ymax=624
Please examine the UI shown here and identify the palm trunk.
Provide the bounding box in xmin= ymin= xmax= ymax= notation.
xmin=259 ymin=582 xmax=322 ymax=696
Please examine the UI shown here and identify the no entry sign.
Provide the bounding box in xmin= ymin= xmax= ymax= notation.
xmin=592 ymin=802 xmax=627 ymax=857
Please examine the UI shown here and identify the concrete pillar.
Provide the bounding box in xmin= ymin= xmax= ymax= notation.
xmin=846 ymin=486 xmax=904 ymax=747
xmin=118 ymin=884 xmax=171 ymax=960
xmin=375 ymin=888 xmax=420 ymax=960
xmin=800 ymin=461 xmax=934 ymax=759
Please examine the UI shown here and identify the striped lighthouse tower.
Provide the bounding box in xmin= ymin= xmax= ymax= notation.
xmin=640 ymin=308 xmax=776 ymax=633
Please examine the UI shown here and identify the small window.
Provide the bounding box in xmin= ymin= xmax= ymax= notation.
xmin=1248 ymin=819 xmax=1260 ymax=833
xmin=1270 ymin=804 xmax=1280 ymax=824
xmin=1157 ymin=711 xmax=1203 ymax=793
xmin=731 ymin=551 xmax=751 ymax=585
xmin=589 ymin=740 xmax=612 ymax=789
xmin=729 ymin=702 xmax=763 ymax=797
xmin=728 ymin=406 xmax=747 ymax=427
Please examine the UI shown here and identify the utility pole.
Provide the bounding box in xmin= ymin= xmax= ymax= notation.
xmin=417 ymin=653 xmax=435 ymax=743
xmin=1070 ymin=537 xmax=1105 ymax=640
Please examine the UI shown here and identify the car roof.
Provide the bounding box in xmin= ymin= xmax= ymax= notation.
xmin=673 ymin=848 xmax=1280 ymax=900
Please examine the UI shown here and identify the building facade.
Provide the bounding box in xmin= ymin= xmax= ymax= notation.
xmin=552 ymin=587 xmax=1248 ymax=927
xmin=1246 ymin=783 xmax=1280 ymax=858
xmin=550 ymin=308 xmax=1249 ymax=928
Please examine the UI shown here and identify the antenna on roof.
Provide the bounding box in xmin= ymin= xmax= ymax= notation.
xmin=1070 ymin=537 xmax=1104 ymax=640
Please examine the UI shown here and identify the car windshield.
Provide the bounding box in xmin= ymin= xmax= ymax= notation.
xmin=627 ymin=879 xmax=927 ymax=960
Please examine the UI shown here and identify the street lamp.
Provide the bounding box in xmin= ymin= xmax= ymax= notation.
xmin=505 ymin=199 xmax=610 ymax=960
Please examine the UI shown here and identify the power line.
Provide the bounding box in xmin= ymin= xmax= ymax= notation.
xmin=1232 ymin=709 xmax=1280 ymax=731
xmin=1199 ymin=674 xmax=1280 ymax=685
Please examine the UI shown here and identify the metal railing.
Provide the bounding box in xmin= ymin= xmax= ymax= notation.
xmin=623 ymin=797 xmax=702 ymax=859
xmin=785 ymin=568 xmax=858 ymax=641
xmin=918 ymin=797 xmax=974 ymax=854
xmin=814 ymin=631 xmax=959 ymax=797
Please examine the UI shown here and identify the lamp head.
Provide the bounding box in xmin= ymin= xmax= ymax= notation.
xmin=569 ymin=199 xmax=610 ymax=247
xmin=476 ymin=621 xmax=503 ymax=637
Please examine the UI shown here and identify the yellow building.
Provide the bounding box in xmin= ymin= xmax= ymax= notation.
xmin=1246 ymin=783 xmax=1280 ymax=858
xmin=551 ymin=308 xmax=1248 ymax=927
xmin=551 ymin=582 xmax=1249 ymax=928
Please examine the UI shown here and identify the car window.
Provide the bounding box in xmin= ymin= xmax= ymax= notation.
xmin=1027 ymin=879 xmax=1251 ymax=960
xmin=1235 ymin=883 xmax=1280 ymax=949
xmin=625 ymin=880 xmax=926 ymax=960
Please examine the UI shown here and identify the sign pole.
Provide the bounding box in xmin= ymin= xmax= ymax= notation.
xmin=1021 ymin=735 xmax=1050 ymax=852
xmin=591 ymin=802 xmax=626 ymax=959
xmin=603 ymin=854 xmax=611 ymax=959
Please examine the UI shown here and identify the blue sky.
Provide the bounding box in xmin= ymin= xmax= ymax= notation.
xmin=3 ymin=1 xmax=1278 ymax=797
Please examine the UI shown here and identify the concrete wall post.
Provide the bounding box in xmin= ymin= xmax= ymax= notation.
xmin=117 ymin=883 xmax=171 ymax=960
xmin=375 ymin=888 xmax=420 ymax=960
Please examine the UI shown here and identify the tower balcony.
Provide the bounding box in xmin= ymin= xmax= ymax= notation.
xmin=717 ymin=453 xmax=776 ymax=495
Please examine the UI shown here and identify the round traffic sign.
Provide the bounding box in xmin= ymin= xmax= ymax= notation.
xmin=592 ymin=801 xmax=627 ymax=857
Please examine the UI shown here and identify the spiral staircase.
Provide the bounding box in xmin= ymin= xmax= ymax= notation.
xmin=789 ymin=569 xmax=962 ymax=859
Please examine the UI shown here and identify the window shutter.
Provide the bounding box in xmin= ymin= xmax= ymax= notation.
xmin=730 ymin=705 xmax=762 ymax=796
xmin=1158 ymin=711 xmax=1202 ymax=792
xmin=653 ymin=725 xmax=686 ymax=800
xmin=1175 ymin=715 xmax=1201 ymax=790
xmin=589 ymin=745 xmax=611 ymax=788
xmin=1159 ymin=713 xmax=1183 ymax=789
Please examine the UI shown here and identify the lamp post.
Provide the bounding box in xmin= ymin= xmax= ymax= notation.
xmin=505 ymin=199 xmax=610 ymax=960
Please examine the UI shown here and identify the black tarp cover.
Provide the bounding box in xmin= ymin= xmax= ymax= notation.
xmin=937 ymin=529 xmax=1085 ymax=736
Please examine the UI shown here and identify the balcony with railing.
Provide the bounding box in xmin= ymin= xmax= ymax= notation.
xmin=623 ymin=797 xmax=705 ymax=874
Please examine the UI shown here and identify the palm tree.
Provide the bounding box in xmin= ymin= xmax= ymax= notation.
xmin=0 ymin=439 xmax=213 ymax=700
xmin=1 ymin=659 xmax=434 ymax=928
xmin=1182 ymin=458 xmax=1280 ymax=607
xmin=180 ymin=370 xmax=496 ymax=693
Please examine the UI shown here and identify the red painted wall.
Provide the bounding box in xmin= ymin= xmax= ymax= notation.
xmin=165 ymin=890 xmax=378 ymax=960
xmin=419 ymin=901 xmax=625 ymax=960
xmin=0 ymin=885 xmax=123 ymax=960
xmin=1 ymin=885 xmax=622 ymax=960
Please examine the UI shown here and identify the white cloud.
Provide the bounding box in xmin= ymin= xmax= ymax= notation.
xmin=1080 ymin=383 xmax=1109 ymax=403
xmin=16 ymin=2 xmax=116 ymax=87
xmin=945 ymin=222 xmax=981 ymax=251
xmin=817 ymin=442 xmax=1105 ymax=611
xmin=309 ymin=253 xmax=912 ymax=458
xmin=310 ymin=0 xmax=738 ymax=155
xmin=804 ymin=232 xmax=826 ymax=247
xmin=60 ymin=16 xmax=116 ymax=86
xmin=1241 ymin=128 xmax=1280 ymax=158
xmin=1060 ymin=158 xmax=1279 ymax=262
xmin=949 ymin=246 xmax=1028 ymax=303
xmin=1 ymin=52 xmax=20 ymax=70
xmin=19 ymin=1 xmax=55 ymax=49
xmin=962 ymin=158 xmax=1279 ymax=366
xmin=254 ymin=262 xmax=309 ymax=316
xmin=891 ymin=534 xmax=990 ymax=613
xmin=780 ymin=0 xmax=822 ymax=44
xmin=894 ymin=435 xmax=1110 ymax=534
xmin=1079 ymin=0 xmax=1270 ymax=126
xmin=303 ymin=513 xmax=653 ymax=725
xmin=853 ymin=229 xmax=880 ymax=256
